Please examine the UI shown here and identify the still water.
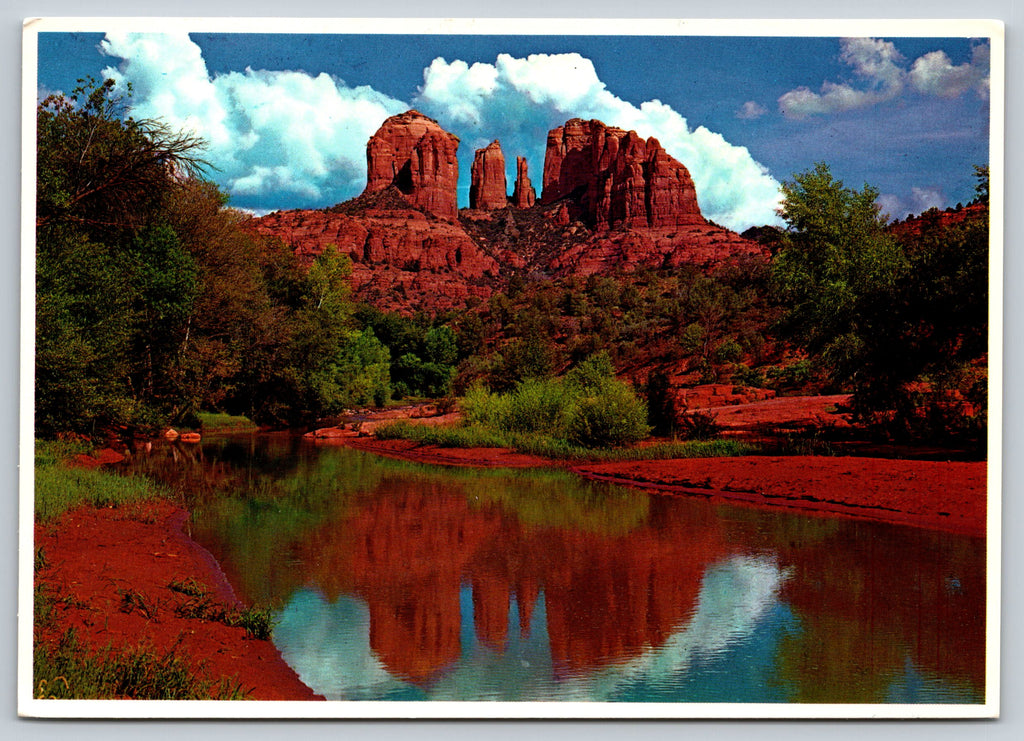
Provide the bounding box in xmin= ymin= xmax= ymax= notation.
xmin=133 ymin=435 xmax=986 ymax=703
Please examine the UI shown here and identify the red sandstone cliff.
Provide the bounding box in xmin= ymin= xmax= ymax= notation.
xmin=512 ymin=156 xmax=536 ymax=208
xmin=469 ymin=140 xmax=508 ymax=211
xmin=249 ymin=112 xmax=765 ymax=313
xmin=248 ymin=192 xmax=499 ymax=314
xmin=541 ymin=118 xmax=705 ymax=230
xmin=365 ymin=110 xmax=460 ymax=221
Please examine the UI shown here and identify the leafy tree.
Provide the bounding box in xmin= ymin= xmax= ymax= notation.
xmin=973 ymin=164 xmax=989 ymax=205
xmin=35 ymin=79 xmax=207 ymax=434
xmin=772 ymin=162 xmax=908 ymax=387
xmin=37 ymin=78 xmax=205 ymax=238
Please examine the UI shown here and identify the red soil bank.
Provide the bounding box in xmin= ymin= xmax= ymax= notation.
xmin=34 ymin=500 xmax=322 ymax=701
xmin=571 ymin=456 xmax=987 ymax=538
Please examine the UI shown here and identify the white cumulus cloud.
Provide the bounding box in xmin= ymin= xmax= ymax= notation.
xmin=736 ymin=101 xmax=767 ymax=120
xmin=99 ymin=32 xmax=408 ymax=210
xmin=415 ymin=53 xmax=783 ymax=231
xmin=779 ymin=38 xmax=905 ymax=118
xmin=910 ymin=43 xmax=990 ymax=99
xmin=779 ymin=37 xmax=990 ymax=119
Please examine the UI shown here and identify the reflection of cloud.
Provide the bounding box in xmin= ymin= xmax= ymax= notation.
xmin=272 ymin=555 xmax=790 ymax=701
xmin=415 ymin=53 xmax=783 ymax=231
xmin=779 ymin=38 xmax=990 ymax=119
xmin=273 ymin=590 xmax=406 ymax=700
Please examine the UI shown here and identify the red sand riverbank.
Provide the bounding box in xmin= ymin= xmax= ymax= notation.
xmin=343 ymin=437 xmax=987 ymax=536
xmin=34 ymin=500 xmax=322 ymax=701
xmin=572 ymin=456 xmax=987 ymax=538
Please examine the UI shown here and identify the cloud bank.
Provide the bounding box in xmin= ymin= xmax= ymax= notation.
xmin=779 ymin=37 xmax=990 ymax=119
xmin=99 ymin=34 xmax=782 ymax=230
xmin=100 ymin=32 xmax=409 ymax=209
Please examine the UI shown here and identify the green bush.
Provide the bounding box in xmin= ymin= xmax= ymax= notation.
xmin=503 ymin=377 xmax=575 ymax=433
xmin=566 ymin=380 xmax=650 ymax=447
xmin=455 ymin=354 xmax=649 ymax=449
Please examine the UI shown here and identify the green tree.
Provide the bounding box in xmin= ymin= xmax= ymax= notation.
xmin=772 ymin=162 xmax=908 ymax=387
xmin=972 ymin=164 xmax=989 ymax=205
xmin=37 ymin=78 xmax=205 ymax=238
xmin=35 ymin=79 xmax=207 ymax=434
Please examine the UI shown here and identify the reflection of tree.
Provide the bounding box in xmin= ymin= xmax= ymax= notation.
xmin=724 ymin=509 xmax=986 ymax=702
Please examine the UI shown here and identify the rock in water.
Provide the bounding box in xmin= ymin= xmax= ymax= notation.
xmin=469 ymin=140 xmax=508 ymax=211
xmin=364 ymin=110 xmax=460 ymax=221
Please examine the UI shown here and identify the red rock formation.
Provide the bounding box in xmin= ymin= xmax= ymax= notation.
xmin=512 ymin=156 xmax=536 ymax=208
xmin=541 ymin=118 xmax=704 ymax=230
xmin=469 ymin=140 xmax=508 ymax=211
xmin=247 ymin=200 xmax=499 ymax=314
xmin=888 ymin=201 xmax=987 ymax=241
xmin=364 ymin=110 xmax=460 ymax=221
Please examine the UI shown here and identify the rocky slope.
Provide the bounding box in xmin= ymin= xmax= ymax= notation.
xmin=248 ymin=111 xmax=765 ymax=313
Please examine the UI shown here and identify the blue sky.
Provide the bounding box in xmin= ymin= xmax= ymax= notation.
xmin=37 ymin=31 xmax=992 ymax=231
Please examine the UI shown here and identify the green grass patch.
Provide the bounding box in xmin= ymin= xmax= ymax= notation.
xmin=195 ymin=411 xmax=258 ymax=432
xmin=34 ymin=453 xmax=170 ymax=523
xmin=374 ymin=419 xmax=756 ymax=462
xmin=34 ymin=629 xmax=248 ymax=700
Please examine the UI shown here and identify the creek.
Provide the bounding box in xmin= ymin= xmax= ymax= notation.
xmin=128 ymin=434 xmax=986 ymax=704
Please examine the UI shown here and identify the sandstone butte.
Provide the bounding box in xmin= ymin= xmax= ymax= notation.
xmin=247 ymin=111 xmax=765 ymax=313
xmin=542 ymin=118 xmax=704 ymax=230
xmin=365 ymin=110 xmax=460 ymax=221
xmin=512 ymin=156 xmax=537 ymax=208
xmin=469 ymin=140 xmax=508 ymax=211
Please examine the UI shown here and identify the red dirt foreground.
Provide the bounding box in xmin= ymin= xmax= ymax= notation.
xmin=571 ymin=456 xmax=987 ymax=538
xmin=34 ymin=500 xmax=322 ymax=700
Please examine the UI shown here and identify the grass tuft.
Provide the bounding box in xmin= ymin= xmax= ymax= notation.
xmin=374 ymin=420 xmax=756 ymax=462
xmin=34 ymin=439 xmax=171 ymax=522
xmin=168 ymin=579 xmax=277 ymax=640
xmin=34 ymin=629 xmax=249 ymax=700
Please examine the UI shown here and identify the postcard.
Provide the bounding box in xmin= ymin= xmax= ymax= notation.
xmin=20 ymin=17 xmax=1003 ymax=719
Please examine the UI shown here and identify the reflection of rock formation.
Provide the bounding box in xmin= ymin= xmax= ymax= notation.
xmin=300 ymin=488 xmax=726 ymax=684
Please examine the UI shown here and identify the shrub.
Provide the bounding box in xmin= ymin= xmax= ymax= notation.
xmin=678 ymin=410 xmax=721 ymax=441
xmin=566 ymin=381 xmax=650 ymax=447
xmin=503 ymin=377 xmax=575 ymax=434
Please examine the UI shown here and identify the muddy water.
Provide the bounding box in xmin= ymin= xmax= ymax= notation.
xmin=130 ymin=435 xmax=986 ymax=704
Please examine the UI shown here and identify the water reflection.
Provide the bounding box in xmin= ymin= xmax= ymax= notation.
xmin=127 ymin=436 xmax=986 ymax=703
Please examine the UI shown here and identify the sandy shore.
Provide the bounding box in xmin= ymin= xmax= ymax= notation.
xmin=33 ymin=499 xmax=322 ymax=701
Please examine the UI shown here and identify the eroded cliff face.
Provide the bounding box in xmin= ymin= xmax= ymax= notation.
xmin=541 ymin=119 xmax=704 ymax=230
xmin=512 ymin=156 xmax=537 ymax=209
xmin=365 ymin=110 xmax=460 ymax=222
xmin=469 ymin=140 xmax=508 ymax=211
xmin=249 ymin=112 xmax=765 ymax=313
xmin=248 ymin=191 xmax=500 ymax=314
